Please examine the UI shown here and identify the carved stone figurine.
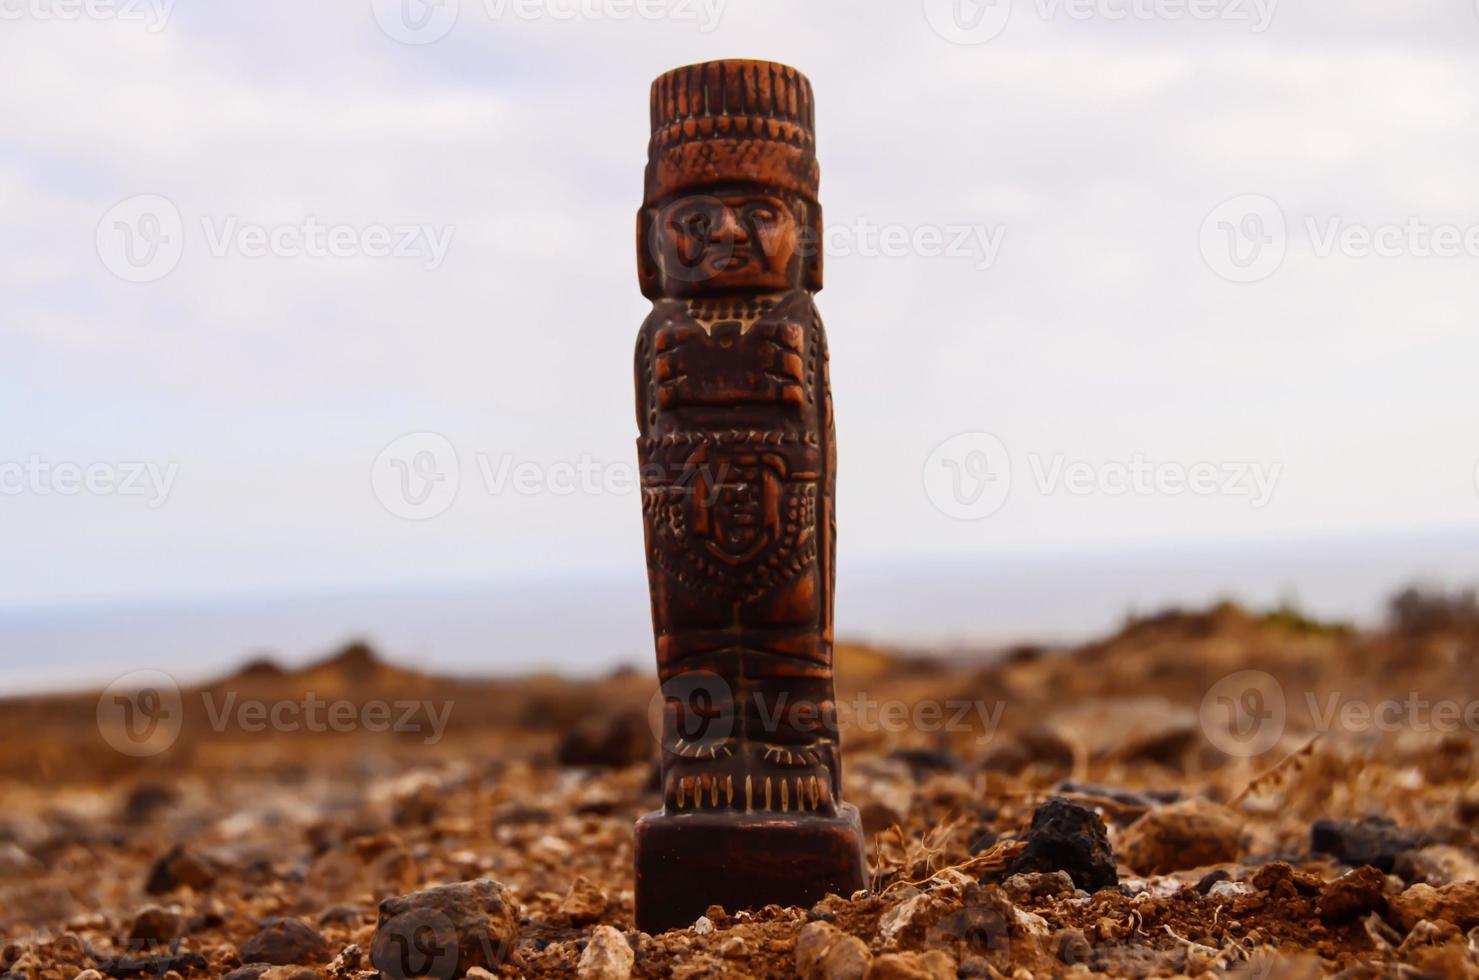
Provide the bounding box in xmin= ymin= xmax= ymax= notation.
xmin=631 ymin=59 xmax=867 ymax=933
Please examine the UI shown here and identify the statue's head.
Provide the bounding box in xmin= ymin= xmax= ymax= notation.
xmin=638 ymin=60 xmax=822 ymax=299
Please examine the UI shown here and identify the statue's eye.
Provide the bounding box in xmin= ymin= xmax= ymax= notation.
xmin=746 ymin=206 xmax=777 ymax=225
xmin=678 ymin=211 xmax=711 ymax=239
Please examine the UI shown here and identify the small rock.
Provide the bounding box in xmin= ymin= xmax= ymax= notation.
xmin=222 ymin=966 xmax=273 ymax=980
xmin=260 ymin=969 xmax=320 ymax=980
xmin=796 ymin=921 xmax=838 ymax=976
xmin=1456 ymin=782 xmax=1479 ymax=825
xmin=332 ymin=944 xmax=363 ymax=971
xmin=691 ymin=915 xmax=713 ymax=935
xmin=878 ymin=893 xmax=933 ymax=946
xmin=95 ymin=952 xmax=208 ymax=977
xmin=797 ymin=922 xmax=842 ymax=977
xmin=120 ymin=782 xmax=178 ymax=824
xmin=390 ymin=778 xmax=441 ymax=827
xmin=317 ymin=905 xmax=364 ymax=926
xmin=1250 ymin=861 xmax=1323 ymax=896
xmin=1209 ymin=881 xmax=1255 ymax=899
xmin=1318 ymin=865 xmax=1388 ymax=922
xmin=1389 ymin=881 xmax=1479 ymax=931
xmin=145 ymin=845 xmax=217 ymax=894
xmin=372 ymin=878 xmax=518 ymax=979
xmin=817 ymin=936 xmax=870 ymax=979
xmin=577 ymin=925 xmax=633 ymax=980
xmin=558 ymin=876 xmax=610 ymax=926
xmin=556 ymin=710 xmax=652 ymax=768
xmin=186 ymin=903 xmax=225 ymax=933
xmin=1002 ymin=871 xmax=1074 ymax=902
xmin=1311 ymin=816 xmax=1426 ymax=873
xmin=128 ymin=906 xmax=183 ymax=944
xmin=866 ymin=950 xmax=956 ymax=980
xmin=0 ymin=843 xmax=37 ymax=875
xmin=465 ymin=969 xmax=497 ymax=980
xmin=531 ymin=835 xmax=572 ymax=861
xmin=1052 ymin=928 xmax=1092 ymax=965
xmin=1195 ymin=869 xmax=1231 ymax=894
xmin=1014 ymin=908 xmax=1050 ymax=937
xmin=718 ymin=936 xmax=749 ymax=959
xmin=924 ymin=891 xmax=1013 ymax=959
xmin=1396 ymin=919 xmax=1468 ymax=977
xmin=73 ymin=971 xmax=105 ymax=980
xmin=1118 ymin=800 xmax=1242 ymax=875
xmin=1146 ymin=878 xmax=1186 ymax=899
xmin=1394 ymin=844 xmax=1479 ymax=886
xmin=1195 ymin=875 xmax=1230 ymax=898
xmin=796 ymin=921 xmax=871 ymax=980
xmin=1235 ymin=954 xmax=1325 ymax=980
xmin=1004 ymin=797 xmax=1118 ymax=893
xmin=958 ymin=955 xmax=990 ymax=978
xmin=239 ymin=918 xmax=329 ymax=966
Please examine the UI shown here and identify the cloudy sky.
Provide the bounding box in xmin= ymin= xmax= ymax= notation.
xmin=3 ymin=1 xmax=1478 ymax=663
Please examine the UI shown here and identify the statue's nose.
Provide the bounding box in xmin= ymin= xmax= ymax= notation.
xmin=712 ymin=207 xmax=749 ymax=244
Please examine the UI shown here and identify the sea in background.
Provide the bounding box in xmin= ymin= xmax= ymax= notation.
xmin=3 ymin=527 xmax=1476 ymax=695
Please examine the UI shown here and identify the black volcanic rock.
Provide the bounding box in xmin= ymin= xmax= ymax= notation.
xmin=1005 ymin=797 xmax=1118 ymax=893
xmin=1311 ymin=816 xmax=1427 ymax=873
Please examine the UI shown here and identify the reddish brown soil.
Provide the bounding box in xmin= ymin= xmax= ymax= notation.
xmin=2 ymin=602 xmax=1477 ymax=977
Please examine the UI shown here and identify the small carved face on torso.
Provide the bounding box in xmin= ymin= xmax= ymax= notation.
xmin=652 ymin=187 xmax=804 ymax=297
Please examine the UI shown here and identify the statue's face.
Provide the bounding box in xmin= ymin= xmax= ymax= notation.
xmin=653 ymin=189 xmax=802 ymax=296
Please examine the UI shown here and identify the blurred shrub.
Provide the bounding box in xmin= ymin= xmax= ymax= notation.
xmin=1388 ymin=583 xmax=1479 ymax=635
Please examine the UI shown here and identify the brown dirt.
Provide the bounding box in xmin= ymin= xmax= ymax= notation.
xmin=2 ymin=602 xmax=1477 ymax=977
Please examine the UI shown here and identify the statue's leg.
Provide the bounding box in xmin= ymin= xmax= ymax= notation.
xmin=634 ymin=568 xmax=865 ymax=933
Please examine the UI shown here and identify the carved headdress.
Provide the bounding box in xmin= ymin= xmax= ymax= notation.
xmin=638 ymin=59 xmax=823 ymax=295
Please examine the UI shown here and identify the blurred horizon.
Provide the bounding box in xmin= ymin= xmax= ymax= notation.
xmin=5 ymin=523 xmax=1476 ymax=696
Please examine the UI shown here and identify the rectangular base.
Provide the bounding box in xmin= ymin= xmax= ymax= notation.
xmin=633 ymin=804 xmax=868 ymax=934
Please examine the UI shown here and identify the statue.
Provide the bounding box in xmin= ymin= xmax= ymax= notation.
xmin=631 ymin=59 xmax=867 ymax=933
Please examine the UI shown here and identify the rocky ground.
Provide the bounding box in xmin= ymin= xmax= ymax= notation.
xmin=2 ymin=592 xmax=1479 ymax=978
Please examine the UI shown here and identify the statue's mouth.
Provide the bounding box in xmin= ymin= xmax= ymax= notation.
xmin=664 ymin=763 xmax=837 ymax=815
xmin=663 ymin=737 xmax=840 ymax=816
